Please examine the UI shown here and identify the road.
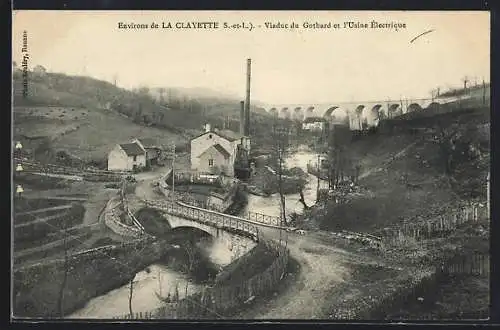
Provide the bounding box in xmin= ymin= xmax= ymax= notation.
xmin=130 ymin=166 xmax=385 ymax=319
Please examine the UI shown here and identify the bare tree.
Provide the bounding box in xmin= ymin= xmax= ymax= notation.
xmin=462 ymin=76 xmax=469 ymax=92
xmin=128 ymin=277 xmax=134 ymax=317
xmin=271 ymin=121 xmax=290 ymax=227
xmin=158 ymin=87 xmax=165 ymax=104
xmin=433 ymin=121 xmax=461 ymax=175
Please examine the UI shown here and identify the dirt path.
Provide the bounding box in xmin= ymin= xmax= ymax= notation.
xmin=16 ymin=204 xmax=73 ymax=216
xmin=22 ymin=195 xmax=88 ymax=201
xmin=127 ymin=167 xmax=409 ymax=319
xmin=228 ymin=227 xmax=362 ymax=319
xmin=359 ymin=140 xmax=419 ymax=180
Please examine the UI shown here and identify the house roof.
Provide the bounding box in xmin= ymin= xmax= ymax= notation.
xmin=213 ymin=144 xmax=231 ymax=158
xmin=135 ymin=138 xmax=159 ymax=148
xmin=217 ymin=129 xmax=244 ymax=141
xmin=191 ymin=129 xmax=245 ymax=142
xmin=303 ymin=117 xmax=327 ymax=123
xmin=199 ymin=143 xmax=231 ymax=158
xmin=119 ymin=142 xmax=145 ymax=156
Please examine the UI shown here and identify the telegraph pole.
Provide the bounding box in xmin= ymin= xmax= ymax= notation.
xmin=487 ymin=172 xmax=490 ymax=219
xmin=316 ymin=153 xmax=320 ymax=203
xmin=170 ymin=142 xmax=176 ymax=204
xmin=483 ymin=79 xmax=487 ymax=106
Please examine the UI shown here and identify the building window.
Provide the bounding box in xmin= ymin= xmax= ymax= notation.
xmin=133 ymin=156 xmax=137 ymax=161
xmin=209 ymin=134 xmax=213 ymax=139
xmin=208 ymin=159 xmax=214 ymax=167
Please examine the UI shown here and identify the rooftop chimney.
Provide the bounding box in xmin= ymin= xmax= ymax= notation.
xmin=244 ymin=58 xmax=251 ymax=136
xmin=239 ymin=101 xmax=245 ymax=135
xmin=204 ymin=123 xmax=211 ymax=132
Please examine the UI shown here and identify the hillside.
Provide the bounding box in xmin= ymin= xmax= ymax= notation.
xmin=13 ymin=70 xmax=273 ymax=164
xmin=437 ymin=83 xmax=490 ymax=99
xmin=315 ymin=106 xmax=490 ymax=233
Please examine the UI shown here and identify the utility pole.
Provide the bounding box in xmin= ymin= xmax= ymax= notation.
xmin=316 ymin=153 xmax=320 ymax=203
xmin=245 ymin=58 xmax=251 ymax=136
xmin=170 ymin=142 xmax=176 ymax=204
xmin=487 ymin=172 xmax=490 ymax=220
xmin=483 ymin=79 xmax=487 ymax=106
xmin=463 ymin=76 xmax=469 ymax=93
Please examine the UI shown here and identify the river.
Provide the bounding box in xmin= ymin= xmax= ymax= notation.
xmin=68 ymin=149 xmax=320 ymax=319
xmin=244 ymin=150 xmax=322 ymax=218
xmin=67 ymin=239 xmax=241 ymax=319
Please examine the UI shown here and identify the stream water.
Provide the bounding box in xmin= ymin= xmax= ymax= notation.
xmin=68 ymin=149 xmax=320 ymax=319
xmin=67 ymin=239 xmax=239 ymax=319
xmin=244 ymin=150 xmax=322 ymax=218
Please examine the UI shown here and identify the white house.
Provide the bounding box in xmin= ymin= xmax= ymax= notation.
xmin=302 ymin=117 xmax=328 ymax=132
xmin=107 ymin=142 xmax=147 ymax=171
xmin=190 ymin=123 xmax=251 ymax=177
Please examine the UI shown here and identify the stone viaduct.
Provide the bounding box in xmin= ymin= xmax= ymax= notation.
xmin=264 ymin=95 xmax=467 ymax=130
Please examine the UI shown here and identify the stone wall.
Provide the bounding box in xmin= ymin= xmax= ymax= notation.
xmin=103 ymin=196 xmax=144 ymax=238
xmin=159 ymin=169 xmax=239 ymax=213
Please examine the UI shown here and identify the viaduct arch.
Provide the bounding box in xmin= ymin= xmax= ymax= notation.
xmin=263 ymin=95 xmax=464 ymax=130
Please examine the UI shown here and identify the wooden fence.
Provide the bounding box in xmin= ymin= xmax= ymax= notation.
xmin=15 ymin=237 xmax=154 ymax=271
xmin=376 ymin=202 xmax=487 ymax=246
xmin=113 ymin=241 xmax=289 ymax=320
xmin=15 ymin=158 xmax=128 ymax=177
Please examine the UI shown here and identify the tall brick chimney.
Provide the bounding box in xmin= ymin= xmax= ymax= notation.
xmin=244 ymin=58 xmax=251 ymax=136
xmin=239 ymin=100 xmax=245 ymax=136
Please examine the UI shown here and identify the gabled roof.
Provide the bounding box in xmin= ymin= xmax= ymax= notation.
xmin=213 ymin=144 xmax=231 ymax=158
xmin=191 ymin=129 xmax=245 ymax=142
xmin=119 ymin=142 xmax=145 ymax=156
xmin=216 ymin=129 xmax=244 ymax=142
xmin=135 ymin=138 xmax=159 ymax=148
xmin=199 ymin=143 xmax=231 ymax=158
xmin=303 ymin=117 xmax=327 ymax=123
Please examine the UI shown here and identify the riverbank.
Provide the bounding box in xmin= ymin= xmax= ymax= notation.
xmin=13 ymin=237 xmax=164 ymax=317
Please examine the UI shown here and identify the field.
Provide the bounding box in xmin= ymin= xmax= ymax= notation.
xmin=12 ymin=178 xmax=129 ymax=266
xmin=14 ymin=105 xmax=187 ymax=162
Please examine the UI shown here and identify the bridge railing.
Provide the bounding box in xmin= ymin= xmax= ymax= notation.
xmin=142 ymin=200 xmax=259 ymax=242
xmin=246 ymin=211 xmax=281 ymax=227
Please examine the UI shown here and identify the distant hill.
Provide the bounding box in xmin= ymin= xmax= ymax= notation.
xmin=12 ymin=69 xmax=273 ymax=164
xmin=437 ymin=82 xmax=490 ymax=99
xmin=149 ymin=86 xmax=240 ymax=102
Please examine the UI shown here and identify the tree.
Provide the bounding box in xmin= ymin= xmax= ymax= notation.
xmin=271 ymin=120 xmax=290 ymax=227
xmin=128 ymin=277 xmax=134 ymax=317
xmin=462 ymin=76 xmax=469 ymax=92
xmin=138 ymin=86 xmax=150 ymax=97
xmin=433 ymin=121 xmax=461 ymax=175
xmin=33 ymin=64 xmax=47 ymax=74
xmin=355 ymin=107 xmax=364 ymax=131
xmin=158 ymin=88 xmax=166 ymax=104
xmin=327 ymin=126 xmax=354 ymax=189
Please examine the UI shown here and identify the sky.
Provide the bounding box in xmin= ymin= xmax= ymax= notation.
xmin=12 ymin=11 xmax=490 ymax=105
